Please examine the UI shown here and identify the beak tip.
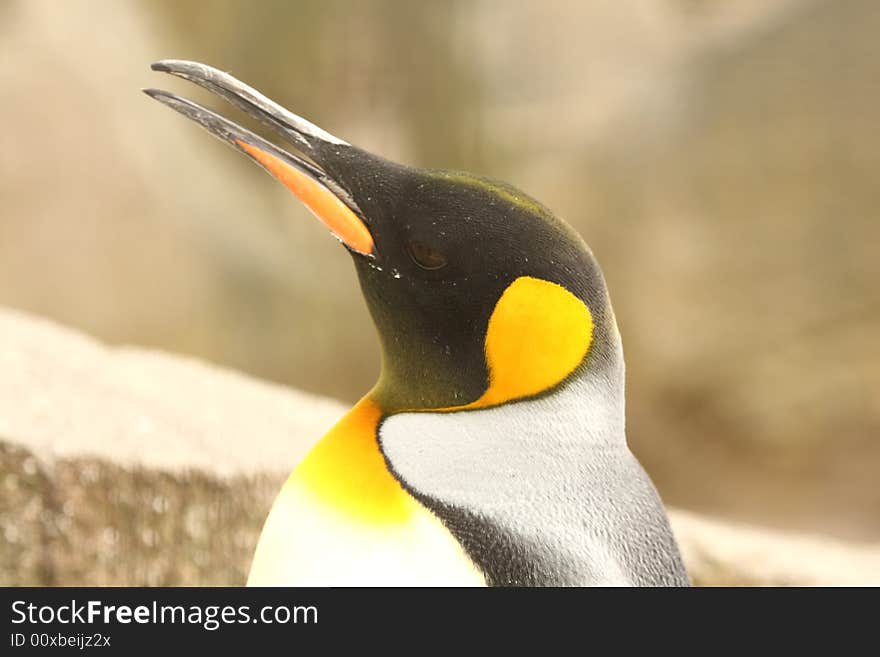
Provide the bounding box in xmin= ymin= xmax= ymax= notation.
xmin=150 ymin=60 xmax=173 ymax=73
xmin=142 ymin=88 xmax=168 ymax=104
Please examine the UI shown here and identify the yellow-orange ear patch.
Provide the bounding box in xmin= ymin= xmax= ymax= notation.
xmin=236 ymin=140 xmax=375 ymax=256
xmin=471 ymin=276 xmax=593 ymax=407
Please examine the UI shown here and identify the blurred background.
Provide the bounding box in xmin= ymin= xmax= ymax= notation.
xmin=1 ymin=0 xmax=878 ymax=565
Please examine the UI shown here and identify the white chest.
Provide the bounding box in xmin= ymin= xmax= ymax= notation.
xmin=247 ymin=478 xmax=486 ymax=586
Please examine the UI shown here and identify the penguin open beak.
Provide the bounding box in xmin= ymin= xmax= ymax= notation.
xmin=144 ymin=60 xmax=376 ymax=257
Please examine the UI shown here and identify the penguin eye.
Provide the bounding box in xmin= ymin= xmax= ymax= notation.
xmin=407 ymin=240 xmax=447 ymax=270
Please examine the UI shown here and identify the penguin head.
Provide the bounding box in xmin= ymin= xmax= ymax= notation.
xmin=146 ymin=61 xmax=620 ymax=411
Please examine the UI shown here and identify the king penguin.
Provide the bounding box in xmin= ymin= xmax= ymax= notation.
xmin=146 ymin=60 xmax=690 ymax=587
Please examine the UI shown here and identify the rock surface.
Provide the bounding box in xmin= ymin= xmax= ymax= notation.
xmin=1 ymin=308 xmax=877 ymax=586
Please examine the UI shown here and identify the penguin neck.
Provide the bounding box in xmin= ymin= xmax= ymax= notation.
xmin=377 ymin=351 xmax=642 ymax=587
xmin=371 ymin=346 xmax=483 ymax=413
xmin=371 ymin=354 xmax=627 ymax=443
xmin=379 ymin=350 xmax=628 ymax=451
xmin=554 ymin=324 xmax=628 ymax=444
xmin=367 ymin=275 xmax=623 ymax=416
xmin=547 ymin=357 xmax=627 ymax=446
xmin=378 ymin=356 xmax=630 ymax=537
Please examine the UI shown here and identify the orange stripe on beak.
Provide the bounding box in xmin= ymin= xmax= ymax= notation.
xmin=236 ymin=140 xmax=375 ymax=256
